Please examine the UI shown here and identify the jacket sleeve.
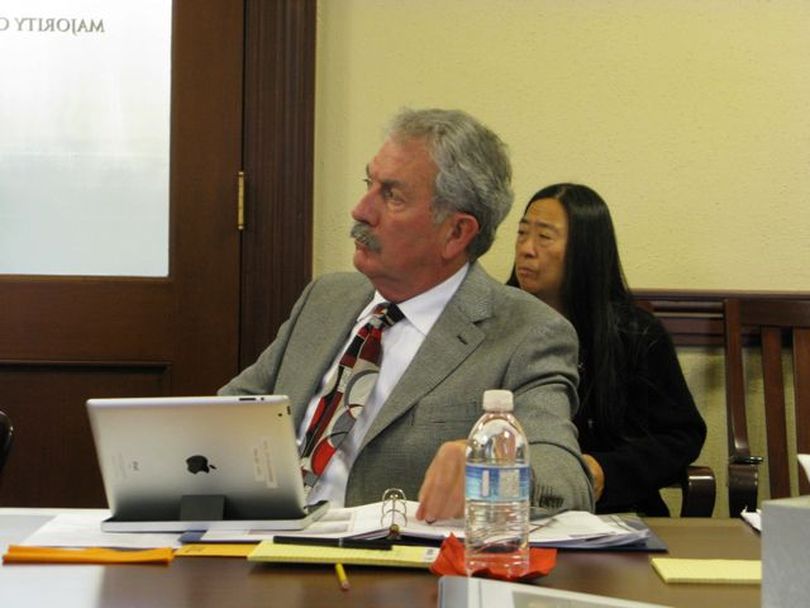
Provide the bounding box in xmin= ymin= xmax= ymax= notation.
xmin=508 ymin=310 xmax=595 ymax=512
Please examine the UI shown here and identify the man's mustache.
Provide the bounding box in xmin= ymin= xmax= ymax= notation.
xmin=350 ymin=222 xmax=381 ymax=252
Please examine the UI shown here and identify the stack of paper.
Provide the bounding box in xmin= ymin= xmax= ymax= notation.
xmin=197 ymin=501 xmax=652 ymax=550
xmin=395 ymin=508 xmax=652 ymax=549
xmin=10 ymin=500 xmax=655 ymax=557
xmin=15 ymin=510 xmax=183 ymax=549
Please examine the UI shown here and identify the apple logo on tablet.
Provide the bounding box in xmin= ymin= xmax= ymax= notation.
xmin=186 ymin=454 xmax=217 ymax=474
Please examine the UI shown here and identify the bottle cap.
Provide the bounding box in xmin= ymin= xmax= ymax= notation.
xmin=482 ymin=389 xmax=514 ymax=412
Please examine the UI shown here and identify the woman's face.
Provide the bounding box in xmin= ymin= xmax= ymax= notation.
xmin=513 ymin=197 xmax=569 ymax=311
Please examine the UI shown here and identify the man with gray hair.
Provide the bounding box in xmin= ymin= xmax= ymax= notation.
xmin=220 ymin=108 xmax=593 ymax=520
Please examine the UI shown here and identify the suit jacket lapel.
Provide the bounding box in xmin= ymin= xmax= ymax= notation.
xmin=361 ymin=264 xmax=494 ymax=448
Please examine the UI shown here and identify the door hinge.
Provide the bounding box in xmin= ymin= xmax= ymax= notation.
xmin=237 ymin=170 xmax=245 ymax=231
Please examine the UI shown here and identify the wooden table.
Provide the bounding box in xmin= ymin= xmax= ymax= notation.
xmin=541 ymin=518 xmax=761 ymax=607
xmin=0 ymin=514 xmax=760 ymax=607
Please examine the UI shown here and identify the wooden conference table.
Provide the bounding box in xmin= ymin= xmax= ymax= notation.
xmin=0 ymin=512 xmax=760 ymax=607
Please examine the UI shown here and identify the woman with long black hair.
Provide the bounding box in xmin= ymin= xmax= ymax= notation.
xmin=508 ymin=183 xmax=706 ymax=515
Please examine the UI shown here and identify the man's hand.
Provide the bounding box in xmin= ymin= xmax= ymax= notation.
xmin=416 ymin=439 xmax=467 ymax=522
xmin=582 ymin=453 xmax=605 ymax=500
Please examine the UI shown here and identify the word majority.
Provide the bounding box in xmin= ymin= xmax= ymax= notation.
xmin=0 ymin=17 xmax=104 ymax=36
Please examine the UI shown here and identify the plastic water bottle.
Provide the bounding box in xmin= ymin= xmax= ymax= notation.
xmin=464 ymin=389 xmax=530 ymax=577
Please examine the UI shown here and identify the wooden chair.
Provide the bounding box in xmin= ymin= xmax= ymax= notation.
xmin=724 ymin=298 xmax=810 ymax=516
xmin=674 ymin=464 xmax=716 ymax=517
xmin=631 ymin=297 xmax=717 ymax=517
xmin=0 ymin=410 xmax=13 ymax=476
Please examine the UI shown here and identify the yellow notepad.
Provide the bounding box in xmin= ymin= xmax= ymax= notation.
xmin=650 ymin=557 xmax=761 ymax=584
xmin=248 ymin=541 xmax=439 ymax=569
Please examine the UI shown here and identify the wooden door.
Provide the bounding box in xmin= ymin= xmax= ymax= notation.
xmin=0 ymin=1 xmax=244 ymax=507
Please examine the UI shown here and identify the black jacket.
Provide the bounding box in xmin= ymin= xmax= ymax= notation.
xmin=575 ymin=307 xmax=707 ymax=516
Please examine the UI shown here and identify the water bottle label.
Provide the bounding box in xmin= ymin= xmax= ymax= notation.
xmin=465 ymin=464 xmax=530 ymax=502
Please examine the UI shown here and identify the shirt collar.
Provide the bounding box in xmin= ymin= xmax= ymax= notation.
xmin=360 ymin=263 xmax=470 ymax=336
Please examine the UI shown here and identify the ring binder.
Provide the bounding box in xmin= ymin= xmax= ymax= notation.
xmin=380 ymin=488 xmax=408 ymax=539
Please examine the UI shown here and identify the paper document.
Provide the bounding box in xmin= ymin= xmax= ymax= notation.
xmin=740 ymin=508 xmax=762 ymax=532
xmin=799 ymin=454 xmax=810 ymax=484
xmin=399 ymin=509 xmax=651 ymax=549
xmin=19 ymin=511 xmax=183 ymax=549
xmin=199 ymin=502 xmax=390 ymax=543
xmin=196 ymin=501 xmax=651 ymax=549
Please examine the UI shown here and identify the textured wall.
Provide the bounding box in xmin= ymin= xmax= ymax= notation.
xmin=314 ymin=0 xmax=810 ymax=288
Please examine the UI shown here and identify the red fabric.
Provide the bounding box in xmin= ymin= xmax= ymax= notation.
xmin=429 ymin=534 xmax=556 ymax=582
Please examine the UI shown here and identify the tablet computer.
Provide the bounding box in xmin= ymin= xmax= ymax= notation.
xmin=86 ymin=395 xmax=327 ymax=532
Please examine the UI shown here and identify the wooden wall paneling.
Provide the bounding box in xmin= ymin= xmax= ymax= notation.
xmin=0 ymin=1 xmax=244 ymax=508
xmin=239 ymin=0 xmax=316 ymax=369
xmin=0 ymin=363 xmax=169 ymax=507
xmin=169 ymin=0 xmax=243 ymax=394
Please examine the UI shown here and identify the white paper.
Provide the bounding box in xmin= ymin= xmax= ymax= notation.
xmin=402 ymin=509 xmax=650 ymax=548
xmin=19 ymin=510 xmax=182 ymax=549
xmin=201 ymin=501 xmax=391 ymax=543
xmin=798 ymin=454 xmax=810 ymax=486
xmin=741 ymin=508 xmax=762 ymax=532
xmin=199 ymin=500 xmax=650 ymax=549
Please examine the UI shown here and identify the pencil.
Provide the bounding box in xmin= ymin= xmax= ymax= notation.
xmin=335 ymin=562 xmax=350 ymax=591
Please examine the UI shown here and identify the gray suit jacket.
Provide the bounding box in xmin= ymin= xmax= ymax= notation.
xmin=220 ymin=263 xmax=593 ymax=510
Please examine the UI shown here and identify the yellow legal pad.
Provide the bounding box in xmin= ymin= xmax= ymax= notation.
xmin=247 ymin=541 xmax=439 ymax=569
xmin=650 ymin=557 xmax=761 ymax=584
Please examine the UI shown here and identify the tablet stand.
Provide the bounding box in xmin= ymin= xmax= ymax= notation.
xmin=180 ymin=494 xmax=226 ymax=521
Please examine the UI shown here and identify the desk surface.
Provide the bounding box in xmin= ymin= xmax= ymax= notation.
xmin=0 ymin=514 xmax=760 ymax=608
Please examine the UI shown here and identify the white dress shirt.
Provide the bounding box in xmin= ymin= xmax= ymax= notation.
xmin=297 ymin=264 xmax=469 ymax=506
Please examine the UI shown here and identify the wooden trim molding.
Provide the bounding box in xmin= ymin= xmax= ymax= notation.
xmin=632 ymin=290 xmax=810 ymax=347
xmin=240 ymin=0 xmax=316 ymax=369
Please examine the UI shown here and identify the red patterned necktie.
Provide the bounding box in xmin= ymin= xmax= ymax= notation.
xmin=300 ymin=302 xmax=404 ymax=491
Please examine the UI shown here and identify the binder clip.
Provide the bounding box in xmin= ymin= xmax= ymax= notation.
xmin=380 ymin=488 xmax=408 ymax=540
